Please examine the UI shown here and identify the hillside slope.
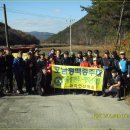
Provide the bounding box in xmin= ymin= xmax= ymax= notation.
xmin=0 ymin=22 xmax=40 ymax=46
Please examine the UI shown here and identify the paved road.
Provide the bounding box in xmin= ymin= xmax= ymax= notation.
xmin=0 ymin=94 xmax=130 ymax=129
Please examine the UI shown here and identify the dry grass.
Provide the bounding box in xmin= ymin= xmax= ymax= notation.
xmin=40 ymin=44 xmax=130 ymax=59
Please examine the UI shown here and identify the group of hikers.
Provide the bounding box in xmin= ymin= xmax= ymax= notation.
xmin=0 ymin=47 xmax=130 ymax=101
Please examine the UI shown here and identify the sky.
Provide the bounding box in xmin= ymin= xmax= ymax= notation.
xmin=0 ymin=0 xmax=91 ymax=34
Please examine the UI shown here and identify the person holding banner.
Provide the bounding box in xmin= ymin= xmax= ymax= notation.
xmin=62 ymin=51 xmax=71 ymax=66
xmin=91 ymin=57 xmax=102 ymax=96
xmin=80 ymin=53 xmax=91 ymax=94
xmin=75 ymin=51 xmax=83 ymax=66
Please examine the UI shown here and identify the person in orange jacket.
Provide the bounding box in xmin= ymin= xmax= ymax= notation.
xmin=80 ymin=53 xmax=91 ymax=94
xmin=80 ymin=53 xmax=91 ymax=67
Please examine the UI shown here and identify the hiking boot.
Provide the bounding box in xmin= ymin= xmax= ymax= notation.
xmin=117 ymin=98 xmax=121 ymax=101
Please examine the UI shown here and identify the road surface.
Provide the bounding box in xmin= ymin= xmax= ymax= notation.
xmin=0 ymin=94 xmax=130 ymax=129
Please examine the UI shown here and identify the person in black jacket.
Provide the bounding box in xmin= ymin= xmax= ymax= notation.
xmin=0 ymin=49 xmax=6 ymax=96
xmin=4 ymin=48 xmax=14 ymax=93
xmin=62 ymin=51 xmax=71 ymax=65
xmin=55 ymin=49 xmax=62 ymax=65
xmin=102 ymin=50 xmax=114 ymax=97
xmin=87 ymin=50 xmax=93 ymax=64
xmin=25 ymin=52 xmax=36 ymax=94
xmin=36 ymin=66 xmax=47 ymax=96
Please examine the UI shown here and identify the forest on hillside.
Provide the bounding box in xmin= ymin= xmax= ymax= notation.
xmin=46 ymin=0 xmax=130 ymax=46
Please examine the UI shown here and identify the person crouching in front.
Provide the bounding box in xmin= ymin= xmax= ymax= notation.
xmin=80 ymin=53 xmax=91 ymax=95
xmin=36 ymin=66 xmax=47 ymax=96
xmin=104 ymin=69 xmax=122 ymax=101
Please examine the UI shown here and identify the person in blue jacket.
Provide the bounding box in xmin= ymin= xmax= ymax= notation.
xmin=13 ymin=51 xmax=24 ymax=94
xmin=119 ymin=51 xmax=129 ymax=95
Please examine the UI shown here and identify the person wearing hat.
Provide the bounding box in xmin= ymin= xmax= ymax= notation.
xmin=0 ymin=49 xmax=6 ymax=96
xmin=87 ymin=50 xmax=93 ymax=64
xmin=111 ymin=51 xmax=120 ymax=73
xmin=80 ymin=53 xmax=91 ymax=95
xmin=102 ymin=50 xmax=115 ymax=97
xmin=119 ymin=51 xmax=129 ymax=95
xmin=104 ymin=69 xmax=122 ymax=101
xmin=4 ymin=48 xmax=14 ymax=93
xmin=37 ymin=52 xmax=47 ymax=73
xmin=75 ymin=51 xmax=83 ymax=66
xmin=13 ymin=51 xmax=24 ymax=94
xmin=24 ymin=51 xmax=36 ymax=94
xmin=70 ymin=52 xmax=76 ymax=66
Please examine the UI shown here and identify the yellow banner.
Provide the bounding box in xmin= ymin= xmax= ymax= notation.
xmin=52 ymin=65 xmax=104 ymax=91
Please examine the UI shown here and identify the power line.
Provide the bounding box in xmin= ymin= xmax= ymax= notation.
xmin=7 ymin=8 xmax=69 ymax=20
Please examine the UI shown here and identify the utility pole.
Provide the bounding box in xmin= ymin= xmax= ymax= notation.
xmin=3 ymin=4 xmax=10 ymax=49
xmin=116 ymin=0 xmax=125 ymax=47
xmin=69 ymin=19 xmax=72 ymax=53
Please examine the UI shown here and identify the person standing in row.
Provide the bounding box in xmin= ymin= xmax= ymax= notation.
xmin=4 ymin=48 xmax=14 ymax=93
xmin=13 ymin=51 xmax=24 ymax=94
xmin=0 ymin=49 xmax=6 ymax=96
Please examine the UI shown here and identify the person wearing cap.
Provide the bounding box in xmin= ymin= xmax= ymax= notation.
xmin=102 ymin=50 xmax=114 ymax=97
xmin=93 ymin=50 xmax=103 ymax=65
xmin=111 ymin=51 xmax=120 ymax=73
xmin=80 ymin=53 xmax=91 ymax=95
xmin=62 ymin=51 xmax=71 ymax=65
xmin=91 ymin=57 xmax=102 ymax=96
xmin=4 ymin=48 xmax=14 ymax=93
xmin=70 ymin=52 xmax=76 ymax=66
xmin=0 ymin=49 xmax=6 ymax=96
xmin=104 ymin=69 xmax=122 ymax=101
xmin=75 ymin=51 xmax=83 ymax=66
xmin=24 ymin=52 xmax=36 ymax=94
xmin=119 ymin=51 xmax=129 ymax=95
xmin=34 ymin=48 xmax=40 ymax=61
xmin=37 ymin=52 xmax=47 ymax=73
xmin=13 ymin=51 xmax=24 ymax=94
xmin=119 ymin=51 xmax=128 ymax=74
xmin=87 ymin=50 xmax=93 ymax=64
xmin=55 ymin=49 xmax=62 ymax=65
